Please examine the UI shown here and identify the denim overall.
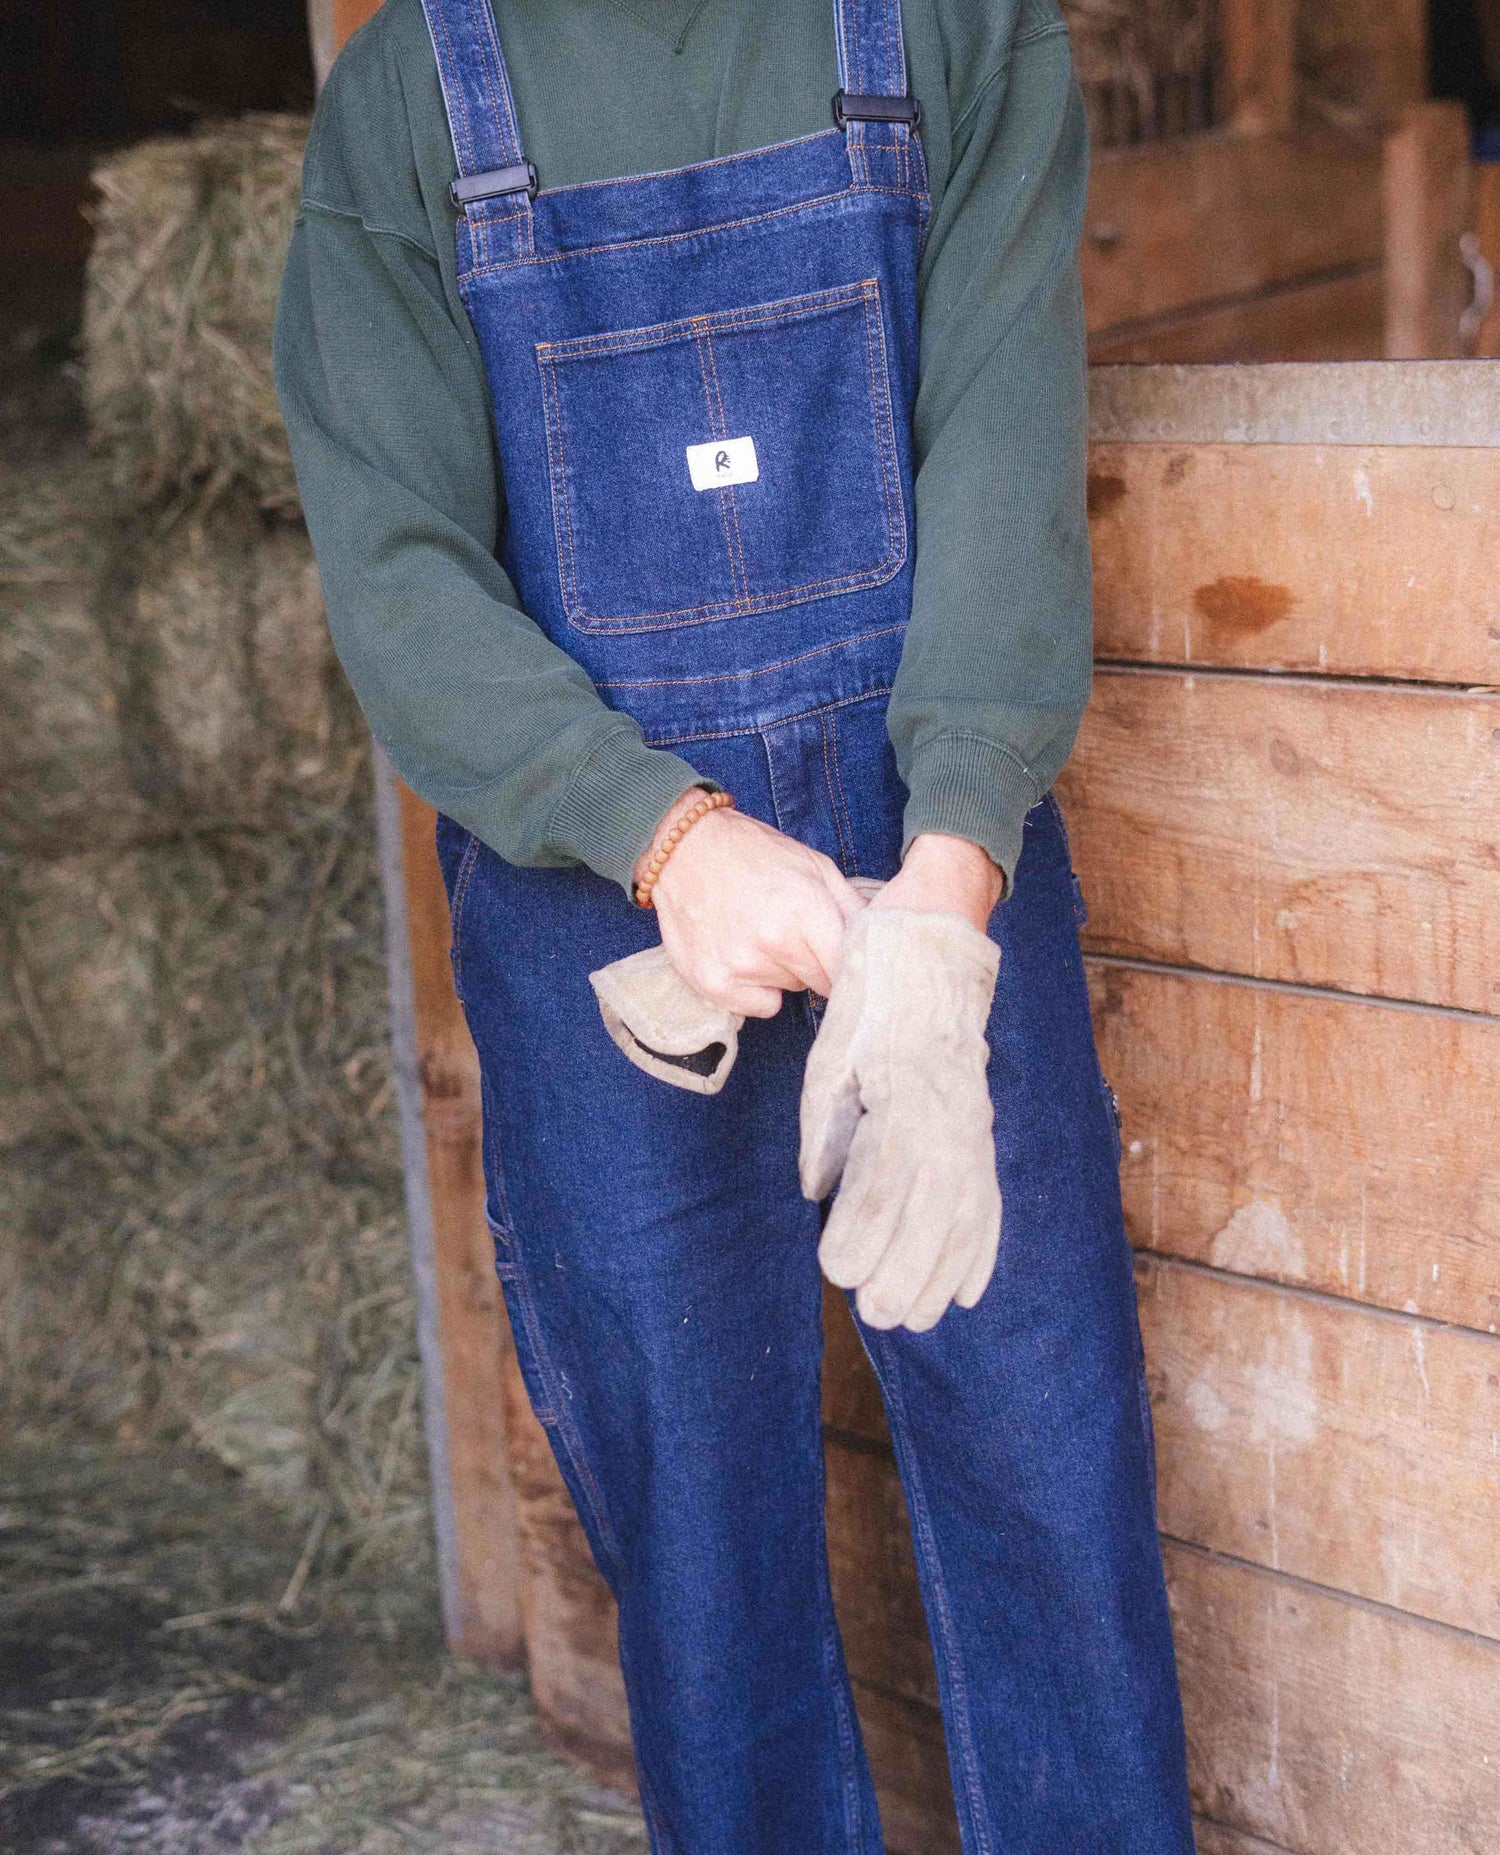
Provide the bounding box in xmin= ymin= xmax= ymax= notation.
xmin=419 ymin=1 xmax=1193 ymax=1848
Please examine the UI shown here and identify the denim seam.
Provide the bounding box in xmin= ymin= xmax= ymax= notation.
xmin=596 ymin=623 xmax=905 ymax=692
xmin=537 ymin=279 xmax=878 ymax=359
xmin=820 ymin=713 xmax=858 ymax=874
xmin=693 ymin=321 xmax=752 ymax=609
xmin=761 ymin=728 xmax=790 ymax=836
xmin=811 ymin=1433 xmax=868 ymax=1850
xmin=650 ymin=684 xmax=893 ymax=749
xmin=492 ymin=1221 xmax=626 ymax=1579
xmin=527 ymin=126 xmax=839 ymax=201
xmin=695 ymin=320 xmax=752 ymax=603
xmin=873 ymin=1345 xmax=997 ymax=1855
xmin=458 ymin=186 xmax=926 ymax=281
xmin=446 ymin=830 xmax=482 ymax=999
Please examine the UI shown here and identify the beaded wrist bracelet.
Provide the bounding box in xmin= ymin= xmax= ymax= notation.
xmin=634 ymin=789 xmax=735 ymax=909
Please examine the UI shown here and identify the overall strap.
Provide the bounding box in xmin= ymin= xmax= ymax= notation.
xmin=833 ymin=0 xmax=914 ymax=121
xmin=419 ymin=0 xmax=536 ymax=208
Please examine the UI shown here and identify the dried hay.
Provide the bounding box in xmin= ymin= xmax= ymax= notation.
xmin=114 ymin=510 xmax=338 ymax=829
xmin=1063 ymin=0 xmax=1220 ymax=145
xmin=0 ymin=455 xmax=146 ymax=857
xmin=0 ymin=749 xmax=437 ymax=1591
xmin=83 ymin=115 xmax=309 ymax=521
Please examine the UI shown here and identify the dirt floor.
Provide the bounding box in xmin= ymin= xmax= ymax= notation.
xmin=0 ymin=1446 xmax=647 ymax=1854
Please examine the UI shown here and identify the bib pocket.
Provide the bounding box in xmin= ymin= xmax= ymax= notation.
xmin=536 ymin=280 xmax=906 ymax=633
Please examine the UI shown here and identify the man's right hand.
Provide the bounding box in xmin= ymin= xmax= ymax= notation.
xmin=641 ymin=797 xmax=866 ymax=1019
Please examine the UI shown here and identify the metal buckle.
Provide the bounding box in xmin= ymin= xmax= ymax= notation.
xmin=832 ymin=90 xmax=921 ymax=130
xmin=449 ymin=161 xmax=539 ymax=209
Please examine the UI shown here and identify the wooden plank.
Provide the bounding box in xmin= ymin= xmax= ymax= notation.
xmin=852 ymin=1682 xmax=960 ymax=1855
xmin=1083 ymin=135 xmax=1382 ymax=336
xmin=1090 ymin=962 xmax=1500 ymax=1334
xmin=1386 ymin=103 xmax=1476 ymax=359
xmin=1168 ymin=1543 xmax=1500 ymax=1853
xmin=1057 ymin=672 xmax=1500 ymax=1015
xmin=1219 ymin=0 xmax=1297 ymax=136
xmin=827 ymin=1436 xmax=939 ymax=1711
xmin=498 ymin=1349 xmax=635 ymax=1788
xmin=1478 ymin=163 xmax=1500 ymax=361
xmin=1138 ymin=1257 xmax=1500 ymax=1639
xmin=1087 ymin=442 xmax=1500 ymax=683
xmin=1088 ymin=360 xmax=1500 ymax=448
xmin=337 ymin=3 xmax=521 ymax=1670
xmin=1088 ymin=267 xmax=1385 ymax=366
xmin=823 ymin=1281 xmax=891 ymax=1445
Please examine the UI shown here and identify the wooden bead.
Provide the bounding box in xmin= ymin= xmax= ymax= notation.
xmin=634 ymin=789 xmax=735 ymax=909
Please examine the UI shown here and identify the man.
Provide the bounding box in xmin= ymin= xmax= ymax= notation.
xmin=275 ymin=1 xmax=1193 ymax=1847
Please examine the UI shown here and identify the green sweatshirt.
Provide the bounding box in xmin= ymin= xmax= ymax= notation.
xmin=273 ymin=0 xmax=1091 ymax=894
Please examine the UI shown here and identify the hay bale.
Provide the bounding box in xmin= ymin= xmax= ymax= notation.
xmin=112 ymin=510 xmax=338 ymax=828
xmin=83 ymin=114 xmax=309 ymax=520
xmin=0 ymin=457 xmax=146 ymax=857
xmin=1064 ymin=0 xmax=1219 ymax=144
xmin=0 ymin=848 xmax=163 ymax=1144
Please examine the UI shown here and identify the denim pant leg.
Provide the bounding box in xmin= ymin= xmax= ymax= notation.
xmin=856 ymin=801 xmax=1195 ymax=1855
xmin=440 ymin=820 xmax=883 ymax=1855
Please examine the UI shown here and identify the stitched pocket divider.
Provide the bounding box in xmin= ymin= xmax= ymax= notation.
xmin=537 ymin=280 xmax=906 ymax=634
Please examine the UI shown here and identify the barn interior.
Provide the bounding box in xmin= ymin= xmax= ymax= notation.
xmin=2 ymin=3 xmax=1498 ymax=1852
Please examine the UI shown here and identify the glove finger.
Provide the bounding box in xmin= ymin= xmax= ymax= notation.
xmin=852 ymin=1161 xmax=964 ymax=1330
xmin=954 ymin=1184 xmax=1002 ymax=1309
xmin=817 ymin=1115 xmax=913 ymax=1290
xmin=901 ymin=1217 xmax=985 ymax=1333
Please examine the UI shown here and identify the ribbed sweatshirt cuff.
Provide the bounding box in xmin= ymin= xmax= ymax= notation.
xmin=548 ymin=727 xmax=709 ymax=895
xmin=901 ymin=732 xmax=1042 ymax=899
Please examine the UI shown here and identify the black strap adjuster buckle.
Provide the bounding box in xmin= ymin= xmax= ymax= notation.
xmin=832 ymin=90 xmax=921 ymax=130
xmin=450 ymin=161 xmax=539 ymax=209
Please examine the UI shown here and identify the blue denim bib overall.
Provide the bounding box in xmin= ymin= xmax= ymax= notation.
xmin=418 ymin=3 xmax=1193 ymax=1848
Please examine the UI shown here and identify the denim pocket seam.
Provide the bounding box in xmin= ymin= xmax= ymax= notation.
xmin=645 ymin=683 xmax=893 ymax=749
xmin=483 ymin=1210 xmax=625 ymax=1577
xmin=445 ymin=831 xmax=482 ymax=1000
xmin=536 ymin=282 xmax=907 ymax=633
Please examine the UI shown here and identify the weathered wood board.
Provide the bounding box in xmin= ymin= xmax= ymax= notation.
xmin=1087 ymin=443 xmax=1500 ymax=682
xmin=1083 ymin=135 xmax=1382 ymax=337
xmin=1057 ymin=672 xmax=1500 ymax=1013
xmin=1090 ymin=961 xmax=1500 ymax=1332
xmin=1169 ymin=1543 xmax=1500 ymax=1854
xmin=1088 ymin=268 xmax=1386 ymax=366
xmin=1138 ymin=1257 xmax=1500 ymax=1638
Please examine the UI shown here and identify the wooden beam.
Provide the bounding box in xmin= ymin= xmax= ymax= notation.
xmin=1139 ymin=1256 xmax=1500 ymax=1638
xmin=1083 ymin=134 xmax=1382 ymax=337
xmin=335 ymin=3 xmax=522 ymax=1668
xmin=1386 ymin=102 xmax=1476 ymax=359
xmin=1088 ymin=266 xmax=1386 ymax=365
xmin=1087 ymin=442 xmax=1500 ymax=683
xmin=1219 ymin=0 xmax=1297 ymax=136
xmin=1091 ymin=963 xmax=1500 ymax=1334
xmin=1057 ymin=672 xmax=1500 ymax=1015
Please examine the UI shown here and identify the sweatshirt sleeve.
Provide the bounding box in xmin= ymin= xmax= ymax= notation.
xmin=272 ymin=66 xmax=705 ymax=894
xmin=888 ymin=0 xmax=1092 ymax=893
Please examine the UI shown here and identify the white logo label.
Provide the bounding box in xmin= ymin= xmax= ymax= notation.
xmin=686 ymin=435 xmax=759 ymax=492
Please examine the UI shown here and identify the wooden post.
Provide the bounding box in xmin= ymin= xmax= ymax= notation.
xmin=1219 ymin=0 xmax=1297 ymax=135
xmin=324 ymin=0 xmax=523 ymax=1669
xmin=1476 ymin=162 xmax=1500 ymax=359
xmin=1385 ymin=101 xmax=1477 ymax=358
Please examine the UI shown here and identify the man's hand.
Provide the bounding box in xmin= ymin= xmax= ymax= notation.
xmin=640 ymin=795 xmax=866 ymax=1019
xmin=873 ymin=831 xmax=1003 ymax=932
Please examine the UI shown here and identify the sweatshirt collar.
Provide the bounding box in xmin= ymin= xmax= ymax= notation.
xmin=604 ymin=0 xmax=714 ymax=52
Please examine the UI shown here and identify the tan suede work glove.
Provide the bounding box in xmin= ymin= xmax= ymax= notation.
xmin=590 ymin=944 xmax=743 ymax=1096
xmin=799 ymin=907 xmax=1002 ymax=1332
